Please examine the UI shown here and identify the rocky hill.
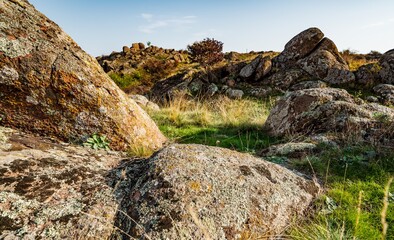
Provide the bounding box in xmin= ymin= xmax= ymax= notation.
xmin=1 ymin=0 xmax=394 ymax=239
xmin=98 ymin=29 xmax=393 ymax=108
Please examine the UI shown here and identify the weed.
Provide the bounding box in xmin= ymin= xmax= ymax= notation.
xmin=83 ymin=134 xmax=110 ymax=150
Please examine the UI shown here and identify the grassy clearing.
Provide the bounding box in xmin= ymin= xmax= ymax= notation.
xmin=147 ymin=95 xmax=394 ymax=239
xmin=149 ymin=95 xmax=278 ymax=153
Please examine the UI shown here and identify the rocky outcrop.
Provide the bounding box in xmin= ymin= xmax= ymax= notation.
xmin=0 ymin=127 xmax=123 ymax=239
xmin=97 ymin=44 xmax=188 ymax=75
xmin=290 ymin=80 xmax=327 ymax=91
xmin=239 ymin=55 xmax=262 ymax=78
xmin=112 ymin=144 xmax=320 ymax=239
xmin=373 ymin=84 xmax=394 ymax=105
xmin=297 ymin=38 xmax=355 ymax=85
xmin=355 ymin=62 xmax=382 ymax=86
xmin=265 ymin=88 xmax=394 ymax=138
xmin=0 ymin=0 xmax=166 ymax=151
xmin=379 ymin=49 xmax=394 ymax=84
xmin=274 ymin=27 xmax=324 ymax=67
xmin=270 ymin=28 xmax=354 ymax=88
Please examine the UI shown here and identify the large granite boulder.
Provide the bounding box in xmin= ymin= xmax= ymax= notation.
xmin=274 ymin=27 xmax=324 ymax=67
xmin=111 ymin=144 xmax=320 ymax=239
xmin=265 ymin=88 xmax=394 ymax=137
xmin=0 ymin=0 xmax=165 ymax=151
xmin=0 ymin=127 xmax=123 ymax=239
xmin=297 ymin=38 xmax=355 ymax=85
xmin=272 ymin=28 xmax=354 ymax=87
xmin=379 ymin=49 xmax=394 ymax=84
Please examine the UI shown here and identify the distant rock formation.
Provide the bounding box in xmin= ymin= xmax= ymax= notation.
xmin=0 ymin=0 xmax=166 ymax=151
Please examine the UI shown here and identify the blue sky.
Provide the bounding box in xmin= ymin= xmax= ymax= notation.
xmin=29 ymin=0 xmax=394 ymax=56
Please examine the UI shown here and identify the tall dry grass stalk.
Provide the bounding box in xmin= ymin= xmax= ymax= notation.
xmin=353 ymin=190 xmax=363 ymax=239
xmin=381 ymin=177 xmax=393 ymax=239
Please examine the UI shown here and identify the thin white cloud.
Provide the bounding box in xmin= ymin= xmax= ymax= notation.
xmin=361 ymin=19 xmax=394 ymax=29
xmin=139 ymin=14 xmax=196 ymax=34
xmin=141 ymin=13 xmax=153 ymax=21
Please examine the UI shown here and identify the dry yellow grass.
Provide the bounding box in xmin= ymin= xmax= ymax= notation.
xmin=152 ymin=94 xmax=273 ymax=129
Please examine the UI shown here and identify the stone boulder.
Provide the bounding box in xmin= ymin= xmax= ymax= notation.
xmin=0 ymin=127 xmax=123 ymax=239
xmin=297 ymin=38 xmax=355 ymax=85
xmin=265 ymin=68 xmax=310 ymax=90
xmin=111 ymin=144 xmax=320 ymax=239
xmin=254 ymin=56 xmax=272 ymax=80
xmin=379 ymin=49 xmax=394 ymax=84
xmin=274 ymin=27 xmax=324 ymax=67
xmin=290 ymin=80 xmax=327 ymax=91
xmin=265 ymin=88 xmax=394 ymax=137
xmin=239 ymin=55 xmax=261 ymax=78
xmin=129 ymin=94 xmax=160 ymax=111
xmin=355 ymin=62 xmax=382 ymax=86
xmin=373 ymin=84 xmax=394 ymax=105
xmin=0 ymin=0 xmax=166 ymax=151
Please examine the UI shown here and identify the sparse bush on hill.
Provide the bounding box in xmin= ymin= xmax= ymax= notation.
xmin=187 ymin=38 xmax=224 ymax=68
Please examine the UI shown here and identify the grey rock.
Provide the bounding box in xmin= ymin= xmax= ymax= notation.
xmin=225 ymin=88 xmax=244 ymax=99
xmin=0 ymin=127 xmax=124 ymax=239
xmin=373 ymin=84 xmax=394 ymax=105
xmin=266 ymin=69 xmax=309 ymax=90
xmin=297 ymin=38 xmax=354 ymax=85
xmin=130 ymin=94 xmax=160 ymax=111
xmin=355 ymin=63 xmax=382 ymax=86
xmin=266 ymin=142 xmax=317 ymax=157
xmin=290 ymin=80 xmax=327 ymax=91
xmin=379 ymin=49 xmax=394 ymax=84
xmin=274 ymin=27 xmax=324 ymax=67
xmin=254 ymin=56 xmax=272 ymax=80
xmin=265 ymin=88 xmax=394 ymax=137
xmin=206 ymin=83 xmax=219 ymax=96
xmin=239 ymin=55 xmax=261 ymax=78
xmin=112 ymin=144 xmax=320 ymax=239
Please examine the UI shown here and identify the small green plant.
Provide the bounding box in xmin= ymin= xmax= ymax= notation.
xmin=83 ymin=134 xmax=110 ymax=150
xmin=373 ymin=112 xmax=390 ymax=123
xmin=147 ymin=41 xmax=151 ymax=47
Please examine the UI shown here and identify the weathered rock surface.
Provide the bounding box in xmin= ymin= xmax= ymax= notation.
xmin=274 ymin=27 xmax=324 ymax=67
xmin=290 ymin=80 xmax=327 ymax=91
xmin=265 ymin=142 xmax=317 ymax=158
xmin=239 ymin=55 xmax=262 ymax=78
xmin=0 ymin=127 xmax=123 ymax=239
xmin=265 ymin=88 xmax=394 ymax=137
xmin=265 ymin=68 xmax=310 ymax=90
xmin=111 ymin=144 xmax=320 ymax=239
xmin=379 ymin=49 xmax=394 ymax=84
xmin=254 ymin=56 xmax=272 ymax=80
xmin=0 ymin=0 xmax=166 ymax=151
xmin=373 ymin=84 xmax=394 ymax=105
xmin=130 ymin=94 xmax=160 ymax=111
xmin=355 ymin=62 xmax=382 ymax=86
xmin=297 ymin=38 xmax=355 ymax=85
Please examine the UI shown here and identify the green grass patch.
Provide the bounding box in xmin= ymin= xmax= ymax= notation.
xmin=149 ymin=96 xmax=277 ymax=153
xmin=290 ymin=143 xmax=394 ymax=239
